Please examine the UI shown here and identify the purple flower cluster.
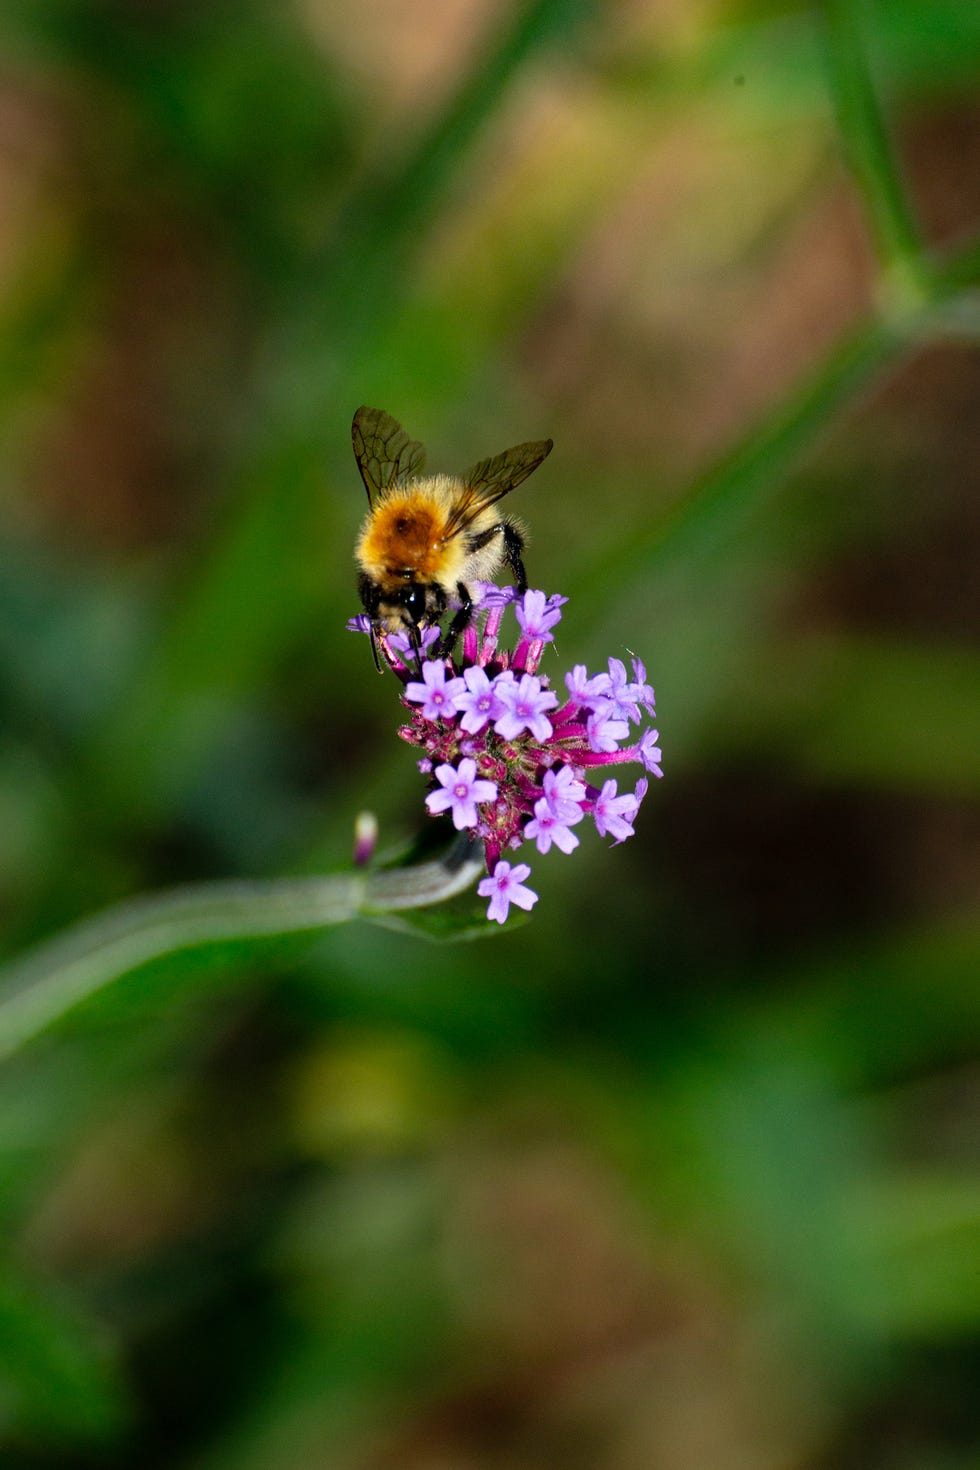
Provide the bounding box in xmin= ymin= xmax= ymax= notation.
xmin=348 ymin=585 xmax=662 ymax=924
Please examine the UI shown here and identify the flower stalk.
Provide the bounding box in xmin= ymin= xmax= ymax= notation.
xmin=0 ymin=834 xmax=484 ymax=1061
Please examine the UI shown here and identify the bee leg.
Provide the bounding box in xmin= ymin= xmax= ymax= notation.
xmin=358 ymin=570 xmax=380 ymax=617
xmin=408 ymin=620 xmax=423 ymax=668
xmin=369 ymin=624 xmax=383 ymax=673
xmin=437 ymin=582 xmax=474 ymax=659
xmin=500 ymin=520 xmax=527 ymax=594
xmin=357 ymin=574 xmax=385 ymax=672
xmin=428 ymin=583 xmax=447 ymax=643
xmin=468 ymin=520 xmax=528 ymax=594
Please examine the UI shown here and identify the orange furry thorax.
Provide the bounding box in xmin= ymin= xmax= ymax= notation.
xmin=357 ymin=487 xmax=455 ymax=583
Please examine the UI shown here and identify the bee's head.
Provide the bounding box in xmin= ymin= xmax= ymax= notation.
xmin=396 ymin=581 xmax=427 ymax=626
xmin=358 ymin=570 xmax=427 ymax=628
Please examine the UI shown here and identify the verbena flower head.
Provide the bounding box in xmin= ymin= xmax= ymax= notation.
xmin=349 ymin=586 xmax=662 ymax=924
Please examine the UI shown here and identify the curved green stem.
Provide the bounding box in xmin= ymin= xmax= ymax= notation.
xmin=0 ymin=839 xmax=484 ymax=1062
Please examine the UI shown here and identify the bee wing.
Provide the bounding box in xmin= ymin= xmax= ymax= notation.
xmin=444 ymin=437 xmax=553 ymax=539
xmin=352 ymin=406 xmax=427 ymax=507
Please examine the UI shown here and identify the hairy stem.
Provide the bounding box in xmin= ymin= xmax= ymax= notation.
xmin=0 ymin=839 xmax=484 ymax=1062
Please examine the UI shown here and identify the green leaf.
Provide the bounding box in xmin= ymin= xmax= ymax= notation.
xmin=369 ymin=901 xmax=522 ymax=943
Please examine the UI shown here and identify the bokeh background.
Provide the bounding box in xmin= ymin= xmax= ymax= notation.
xmin=1 ymin=1 xmax=978 ymax=1466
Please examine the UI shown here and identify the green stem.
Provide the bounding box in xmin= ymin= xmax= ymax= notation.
xmin=0 ymin=840 xmax=484 ymax=1062
xmin=576 ymin=314 xmax=900 ymax=613
xmin=820 ymin=0 xmax=929 ymax=301
xmin=577 ymin=242 xmax=980 ymax=621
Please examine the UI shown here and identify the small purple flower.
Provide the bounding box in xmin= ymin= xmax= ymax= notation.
xmin=514 ymin=589 xmax=566 ymax=641
xmin=565 ymin=664 xmax=611 ymax=706
xmin=425 ymin=758 xmax=498 ymax=830
xmin=456 ymin=665 xmax=505 ymax=734
xmin=472 ymin=582 xmax=518 ymax=609
xmin=628 ymin=656 xmax=656 ymax=716
xmin=525 ymin=796 xmax=581 ymax=854
xmin=586 ymin=703 xmax=630 ymax=753
xmin=351 ymin=579 xmax=662 ymax=924
xmin=593 ymin=778 xmax=639 ymax=842
xmin=605 ymin=658 xmax=642 ymax=723
xmin=541 ymin=765 xmax=587 ymax=821
xmin=478 ymin=860 xmax=538 ymax=924
xmin=493 ymin=673 xmax=558 ymax=741
xmin=389 ymin=624 xmax=441 ymax=658
xmin=638 ymin=727 xmax=663 ymax=776
xmin=347 ymin=614 xmax=372 ymax=634
xmin=404 ymin=661 xmax=465 ymax=722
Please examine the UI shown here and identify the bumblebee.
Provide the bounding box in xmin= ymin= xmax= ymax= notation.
xmin=352 ymin=405 xmax=552 ymax=660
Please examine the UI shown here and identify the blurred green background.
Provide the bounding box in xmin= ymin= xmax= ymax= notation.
xmin=0 ymin=1 xmax=978 ymax=1466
